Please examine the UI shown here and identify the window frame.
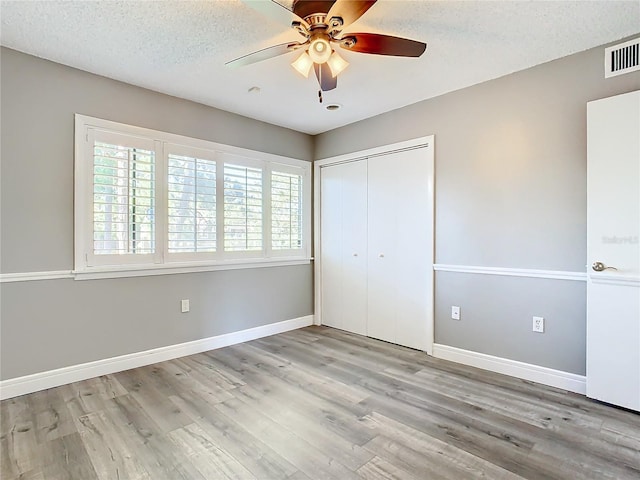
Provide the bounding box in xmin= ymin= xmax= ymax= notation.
xmin=74 ymin=114 xmax=312 ymax=280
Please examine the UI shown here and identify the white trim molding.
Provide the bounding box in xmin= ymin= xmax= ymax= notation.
xmin=589 ymin=274 xmax=640 ymax=287
xmin=433 ymin=344 xmax=586 ymax=394
xmin=0 ymin=270 xmax=74 ymax=283
xmin=433 ymin=264 xmax=587 ymax=282
xmin=0 ymin=315 xmax=313 ymax=400
xmin=0 ymin=260 xmax=311 ymax=283
xmin=314 ymin=136 xmax=433 ymax=167
xmin=73 ymin=258 xmax=311 ymax=281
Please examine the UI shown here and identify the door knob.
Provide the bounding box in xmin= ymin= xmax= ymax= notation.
xmin=352 ymin=253 xmax=358 ymax=257
xmin=378 ymin=253 xmax=385 ymax=258
xmin=592 ymin=261 xmax=617 ymax=272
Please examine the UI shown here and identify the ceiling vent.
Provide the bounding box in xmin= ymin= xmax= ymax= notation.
xmin=605 ymin=37 xmax=639 ymax=78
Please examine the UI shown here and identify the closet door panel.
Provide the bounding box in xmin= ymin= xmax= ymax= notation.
xmin=367 ymin=155 xmax=398 ymax=343
xmin=367 ymin=149 xmax=432 ymax=350
xmin=340 ymin=161 xmax=368 ymax=336
xmin=392 ymin=149 xmax=432 ymax=351
xmin=321 ymin=161 xmax=368 ymax=335
xmin=320 ymin=165 xmax=344 ymax=330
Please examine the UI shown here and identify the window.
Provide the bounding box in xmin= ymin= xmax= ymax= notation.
xmin=167 ymin=151 xmax=217 ymax=254
xmin=271 ymin=169 xmax=303 ymax=251
xmin=75 ymin=115 xmax=311 ymax=278
xmin=223 ymin=161 xmax=263 ymax=253
xmin=94 ymin=140 xmax=155 ymax=256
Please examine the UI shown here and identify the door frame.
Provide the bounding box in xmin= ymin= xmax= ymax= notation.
xmin=313 ymin=136 xmax=435 ymax=355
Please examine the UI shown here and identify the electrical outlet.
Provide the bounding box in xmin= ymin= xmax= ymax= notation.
xmin=451 ymin=306 xmax=461 ymax=320
xmin=533 ymin=316 xmax=544 ymax=333
xmin=181 ymin=299 xmax=190 ymax=313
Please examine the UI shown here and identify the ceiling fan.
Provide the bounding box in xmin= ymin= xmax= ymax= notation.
xmin=226 ymin=0 xmax=427 ymax=99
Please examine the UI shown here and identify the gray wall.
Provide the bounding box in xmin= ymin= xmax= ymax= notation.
xmin=3 ymin=38 xmax=640 ymax=381
xmin=0 ymin=48 xmax=313 ymax=380
xmin=316 ymin=40 xmax=640 ymax=375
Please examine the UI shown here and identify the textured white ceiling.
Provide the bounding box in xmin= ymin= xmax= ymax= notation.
xmin=1 ymin=0 xmax=639 ymax=134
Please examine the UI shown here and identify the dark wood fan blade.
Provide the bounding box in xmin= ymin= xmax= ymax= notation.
xmin=325 ymin=0 xmax=377 ymax=29
xmin=340 ymin=33 xmax=426 ymax=57
xmin=226 ymin=42 xmax=304 ymax=68
xmin=292 ymin=1 xmax=337 ymax=19
xmin=240 ymin=0 xmax=309 ymax=29
xmin=314 ymin=63 xmax=337 ymax=91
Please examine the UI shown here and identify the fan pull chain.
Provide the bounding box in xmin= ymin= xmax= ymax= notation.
xmin=318 ymin=90 xmax=323 ymax=103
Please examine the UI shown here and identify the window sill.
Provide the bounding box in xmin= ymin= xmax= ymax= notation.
xmin=73 ymin=257 xmax=312 ymax=281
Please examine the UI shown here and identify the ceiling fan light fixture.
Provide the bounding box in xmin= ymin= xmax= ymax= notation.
xmin=308 ymin=37 xmax=332 ymax=64
xmin=327 ymin=51 xmax=349 ymax=77
xmin=291 ymin=52 xmax=313 ymax=77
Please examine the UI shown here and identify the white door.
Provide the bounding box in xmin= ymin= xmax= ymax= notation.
xmin=586 ymin=90 xmax=640 ymax=411
xmin=367 ymin=148 xmax=434 ymax=352
xmin=320 ymin=160 xmax=368 ymax=335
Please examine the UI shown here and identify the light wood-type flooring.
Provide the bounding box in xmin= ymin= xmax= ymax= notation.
xmin=2 ymin=326 xmax=639 ymax=479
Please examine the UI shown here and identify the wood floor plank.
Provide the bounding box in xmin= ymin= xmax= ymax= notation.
xmin=167 ymin=423 xmax=256 ymax=479
xmin=73 ymin=410 xmax=151 ymax=480
xmin=531 ymin=434 xmax=640 ymax=479
xmin=3 ymin=468 xmax=45 ymax=480
xmin=286 ymin=470 xmax=314 ymax=480
xmin=2 ymin=326 xmax=639 ymax=480
xmin=357 ymin=455 xmax=421 ymax=480
xmin=244 ymin=341 xmax=371 ymax=404
xmin=361 ymin=389 xmax=561 ymax=479
xmin=59 ymin=376 xmax=127 ymax=417
xmin=1 ymin=396 xmax=41 ymax=476
xmin=214 ymin=396 xmax=360 ymax=479
xmin=104 ymin=394 xmax=208 ymax=480
xmin=230 ymin=384 xmax=375 ymax=470
xmin=361 ymin=413 xmax=526 ymax=480
xmin=223 ymin=343 xmax=375 ymax=445
xmin=404 ymin=366 xmax=639 ymax=473
xmin=39 ymin=432 xmax=99 ymax=480
xmin=412 ymin=366 xmax=605 ymax=432
xmin=154 ymin=360 xmax=236 ymax=405
xmin=245 ymin=338 xmax=374 ymax=413
xmin=173 ymin=355 xmax=245 ymax=391
xmin=112 ymin=368 xmax=192 ymax=434
xmin=171 ymin=393 xmax=300 ymax=479
xmin=28 ymin=389 xmax=78 ymax=443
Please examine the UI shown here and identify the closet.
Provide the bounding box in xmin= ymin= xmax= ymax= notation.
xmin=316 ymin=137 xmax=434 ymax=352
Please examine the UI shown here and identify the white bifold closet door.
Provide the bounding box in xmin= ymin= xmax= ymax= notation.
xmin=367 ymin=150 xmax=432 ymax=351
xmin=319 ymin=142 xmax=433 ymax=352
xmin=320 ymin=160 xmax=368 ymax=335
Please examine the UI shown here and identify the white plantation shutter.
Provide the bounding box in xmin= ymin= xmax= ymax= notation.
xmin=92 ymin=137 xmax=155 ymax=259
xmin=223 ymin=162 xmax=263 ymax=252
xmin=76 ymin=115 xmax=310 ymax=275
xmin=167 ymin=153 xmax=216 ymax=253
xmin=271 ymin=170 xmax=303 ymax=250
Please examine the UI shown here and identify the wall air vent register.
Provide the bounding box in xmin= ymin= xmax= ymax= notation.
xmin=605 ymin=37 xmax=640 ymax=78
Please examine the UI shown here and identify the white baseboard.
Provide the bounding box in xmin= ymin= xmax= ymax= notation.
xmin=432 ymin=343 xmax=586 ymax=394
xmin=0 ymin=315 xmax=313 ymax=400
